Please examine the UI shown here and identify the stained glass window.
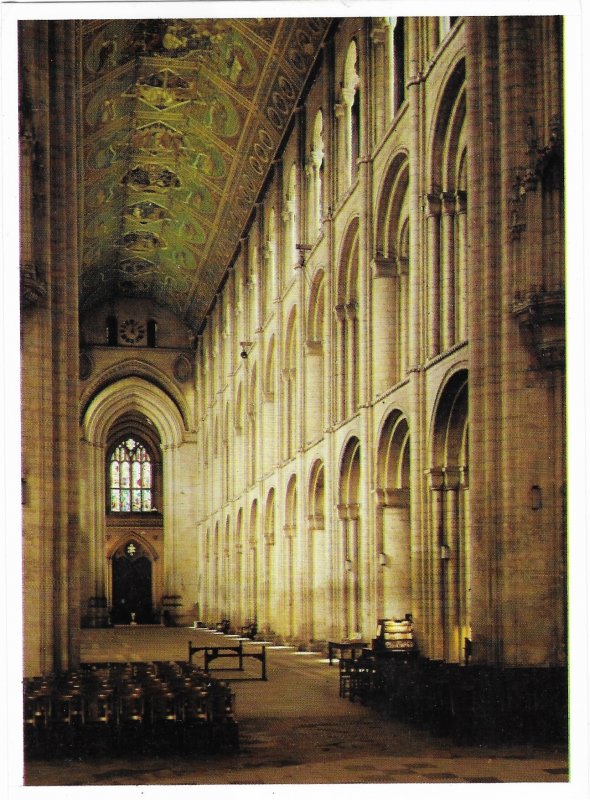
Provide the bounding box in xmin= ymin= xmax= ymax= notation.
xmin=109 ymin=437 xmax=153 ymax=513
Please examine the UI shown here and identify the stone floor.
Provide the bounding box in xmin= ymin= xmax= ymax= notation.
xmin=22 ymin=630 xmax=569 ymax=788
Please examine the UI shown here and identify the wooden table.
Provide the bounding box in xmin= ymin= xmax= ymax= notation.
xmin=188 ymin=640 xmax=267 ymax=680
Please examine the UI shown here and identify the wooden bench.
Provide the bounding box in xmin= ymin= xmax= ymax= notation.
xmin=188 ymin=640 xmax=267 ymax=681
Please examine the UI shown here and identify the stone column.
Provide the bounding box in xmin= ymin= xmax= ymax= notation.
xmin=335 ymin=304 xmax=347 ymax=421
xmin=444 ymin=468 xmax=462 ymax=662
xmin=440 ymin=191 xmax=456 ymax=351
xmin=305 ymin=340 xmax=323 ymax=443
xmin=455 ymin=190 xmax=468 ymax=341
xmin=370 ymin=23 xmax=387 ymax=141
xmin=428 ymin=469 xmax=445 ymax=660
xmin=312 ymin=149 xmax=324 ymax=240
xmin=341 ymin=87 xmax=356 ymax=189
xmin=465 ymin=17 xmax=504 ymax=665
xmin=345 ymin=301 xmax=358 ymax=416
xmin=334 ymin=101 xmax=347 ymax=198
xmin=426 ymin=193 xmax=441 ymax=359
xmin=374 ymin=491 xmax=386 ymax=619
xmin=336 ymin=506 xmax=349 ymax=638
xmin=399 ymin=256 xmax=409 ymax=377
xmin=407 ymin=16 xmax=426 ymax=641
xmin=348 ymin=510 xmax=361 ymax=636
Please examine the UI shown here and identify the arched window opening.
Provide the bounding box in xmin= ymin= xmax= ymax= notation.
xmin=106 ymin=315 xmax=118 ymax=346
xmin=147 ymin=319 xmax=157 ymax=347
xmin=393 ymin=18 xmax=406 ymax=111
xmin=109 ymin=436 xmax=154 ymax=513
xmin=351 ymin=89 xmax=360 ymax=172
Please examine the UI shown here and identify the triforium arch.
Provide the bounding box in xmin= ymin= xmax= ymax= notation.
xmin=426 ymin=57 xmax=468 ymax=356
xmin=338 ymin=436 xmax=362 ymax=637
xmin=81 ymin=376 xmax=187 ymax=625
xmin=335 ymin=218 xmax=360 ymax=421
xmin=307 ymin=459 xmax=328 ymax=641
xmin=375 ymin=409 xmax=412 ymax=621
xmin=306 ymin=269 xmax=325 ymax=444
xmin=428 ymin=367 xmax=470 ymax=663
xmin=373 ymin=152 xmax=411 ymax=392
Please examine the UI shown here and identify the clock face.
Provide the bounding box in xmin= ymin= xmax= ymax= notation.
xmin=119 ymin=318 xmax=146 ymax=344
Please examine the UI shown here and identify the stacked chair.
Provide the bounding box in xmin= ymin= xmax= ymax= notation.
xmin=23 ymin=661 xmax=238 ymax=759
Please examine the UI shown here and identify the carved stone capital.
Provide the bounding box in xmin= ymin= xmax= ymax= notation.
xmin=441 ymin=191 xmax=456 ymax=216
xmin=334 ymin=303 xmax=346 ymax=322
xmin=377 ymin=487 xmax=410 ymax=508
xmin=337 ymin=502 xmax=360 ymax=521
xmin=397 ymin=256 xmax=409 ymax=276
xmin=21 ymin=262 xmax=47 ymax=308
xmin=512 ymin=288 xmax=565 ymax=370
xmin=455 ymin=190 xmax=467 ymax=214
xmin=371 ymin=256 xmax=396 ymax=279
xmin=426 ymin=467 xmax=445 ymax=491
xmin=307 ymin=513 xmax=325 ymax=530
xmin=370 ymin=25 xmax=387 ymax=45
xmin=345 ymin=300 xmax=358 ymax=320
xmin=425 ymin=193 xmax=441 ymax=218
xmin=305 ymin=339 xmax=323 ymax=356
xmin=341 ymin=87 xmax=356 ymax=108
xmin=443 ymin=467 xmax=462 ymax=491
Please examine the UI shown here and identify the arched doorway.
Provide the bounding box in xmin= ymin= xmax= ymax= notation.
xmin=111 ymin=539 xmax=154 ymax=624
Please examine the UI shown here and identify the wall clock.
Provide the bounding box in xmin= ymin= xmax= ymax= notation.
xmin=119 ymin=318 xmax=146 ymax=344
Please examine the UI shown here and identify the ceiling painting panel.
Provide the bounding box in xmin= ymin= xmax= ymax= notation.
xmin=80 ymin=17 xmax=332 ymax=332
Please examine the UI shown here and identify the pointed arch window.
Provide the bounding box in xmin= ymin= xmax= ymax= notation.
xmin=109 ymin=437 xmax=153 ymax=512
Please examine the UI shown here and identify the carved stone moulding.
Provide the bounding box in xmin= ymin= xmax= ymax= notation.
xmin=173 ymin=353 xmax=193 ymax=383
xmin=512 ymin=288 xmax=565 ymax=370
xmin=20 ymin=262 xmax=47 ymax=308
xmin=79 ymin=351 xmax=94 ymax=381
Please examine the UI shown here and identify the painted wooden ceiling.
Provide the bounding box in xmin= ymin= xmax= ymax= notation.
xmin=81 ymin=18 xmax=331 ymax=332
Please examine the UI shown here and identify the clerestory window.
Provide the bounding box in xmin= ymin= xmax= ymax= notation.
xmin=109 ymin=437 xmax=153 ymax=512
